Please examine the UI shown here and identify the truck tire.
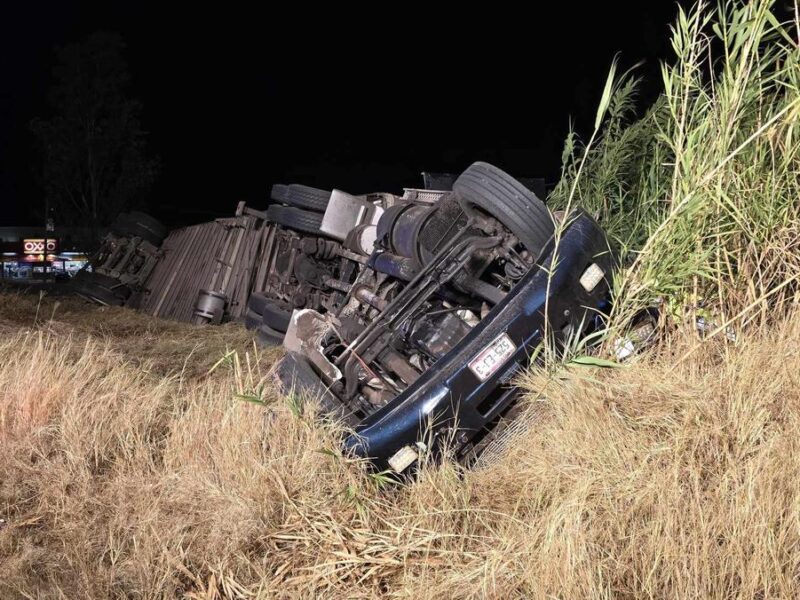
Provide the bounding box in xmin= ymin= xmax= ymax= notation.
xmin=270 ymin=184 xmax=290 ymax=203
xmin=244 ymin=308 xmax=262 ymax=330
xmin=86 ymin=285 xmax=126 ymax=306
xmin=284 ymin=184 xmax=331 ymax=212
xmin=247 ymin=293 xmax=292 ymax=332
xmin=113 ymin=212 xmax=166 ymax=246
xmin=262 ymin=300 xmax=292 ymax=333
xmin=128 ymin=211 xmax=167 ymax=239
xmin=110 ymin=213 xmax=131 ymax=236
xmin=453 ymin=162 xmax=554 ymax=257
xmin=73 ymin=275 xmax=130 ymax=306
xmin=266 ymin=205 xmax=324 ymax=236
xmin=86 ymin=271 xmax=132 ymax=299
xmin=256 ymin=323 xmax=285 ymax=346
xmin=122 ymin=221 xmax=163 ymax=246
xmin=247 ymin=292 xmax=272 ymax=316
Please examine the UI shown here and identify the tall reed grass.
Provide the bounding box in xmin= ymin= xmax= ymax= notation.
xmin=551 ymin=0 xmax=800 ymax=340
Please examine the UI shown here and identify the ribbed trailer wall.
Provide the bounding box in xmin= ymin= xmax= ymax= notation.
xmin=135 ymin=214 xmax=275 ymax=323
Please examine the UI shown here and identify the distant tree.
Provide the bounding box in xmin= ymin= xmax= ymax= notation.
xmin=31 ymin=32 xmax=158 ymax=233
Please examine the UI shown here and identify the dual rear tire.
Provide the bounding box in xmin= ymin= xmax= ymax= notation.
xmin=71 ymin=271 xmax=131 ymax=306
xmin=267 ymin=183 xmax=332 ymax=236
xmin=270 ymin=184 xmax=331 ymax=213
xmin=111 ymin=211 xmax=167 ymax=247
xmin=244 ymin=292 xmax=293 ymax=346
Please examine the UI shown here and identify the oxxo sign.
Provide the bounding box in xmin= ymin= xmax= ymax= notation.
xmin=23 ymin=239 xmax=57 ymax=254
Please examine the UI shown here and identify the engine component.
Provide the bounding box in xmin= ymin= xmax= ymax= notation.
xmin=410 ymin=310 xmax=473 ymax=359
xmin=383 ymin=204 xmax=433 ymax=259
xmin=378 ymin=348 xmax=420 ymax=386
xmin=300 ymin=237 xmax=339 ymax=260
xmin=414 ymin=195 xmax=470 ymax=263
xmin=370 ymin=252 xmax=419 ymax=281
xmin=453 ymin=273 xmax=507 ymax=305
xmin=295 ymin=255 xmax=331 ymax=288
xmin=376 ymin=195 xmax=470 ymax=266
xmin=343 ymin=223 xmax=378 ymax=256
xmin=320 ymin=189 xmax=383 ymax=241
xmin=353 ymin=285 xmax=389 ymax=311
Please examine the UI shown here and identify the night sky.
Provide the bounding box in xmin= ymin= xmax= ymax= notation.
xmin=1 ymin=3 xmax=688 ymax=228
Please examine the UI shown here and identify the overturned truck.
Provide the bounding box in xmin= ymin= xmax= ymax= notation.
xmin=260 ymin=163 xmax=613 ymax=473
xmin=72 ymin=162 xmax=613 ymax=472
xmin=70 ymin=212 xmax=167 ymax=306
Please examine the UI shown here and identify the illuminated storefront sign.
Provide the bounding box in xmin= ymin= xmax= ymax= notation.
xmin=23 ymin=239 xmax=58 ymax=254
xmin=1 ymin=234 xmax=87 ymax=279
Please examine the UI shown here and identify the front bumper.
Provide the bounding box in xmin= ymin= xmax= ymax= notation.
xmin=343 ymin=211 xmax=614 ymax=470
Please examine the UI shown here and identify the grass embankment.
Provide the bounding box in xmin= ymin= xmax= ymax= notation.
xmin=2 ymin=1 xmax=800 ymax=597
xmin=2 ymin=297 xmax=800 ymax=598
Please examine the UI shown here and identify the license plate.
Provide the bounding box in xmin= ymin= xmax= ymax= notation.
xmin=468 ymin=332 xmax=516 ymax=381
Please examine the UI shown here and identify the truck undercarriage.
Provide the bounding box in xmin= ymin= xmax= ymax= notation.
xmin=264 ymin=163 xmax=614 ymax=472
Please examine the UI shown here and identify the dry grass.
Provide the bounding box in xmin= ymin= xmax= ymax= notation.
xmin=2 ymin=293 xmax=800 ymax=598
xmin=0 ymin=290 xmax=256 ymax=378
xmin=3 ymin=3 xmax=799 ymax=596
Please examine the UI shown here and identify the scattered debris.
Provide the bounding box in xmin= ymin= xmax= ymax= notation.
xmin=613 ymin=315 xmax=658 ymax=361
xmin=696 ymin=316 xmax=737 ymax=342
